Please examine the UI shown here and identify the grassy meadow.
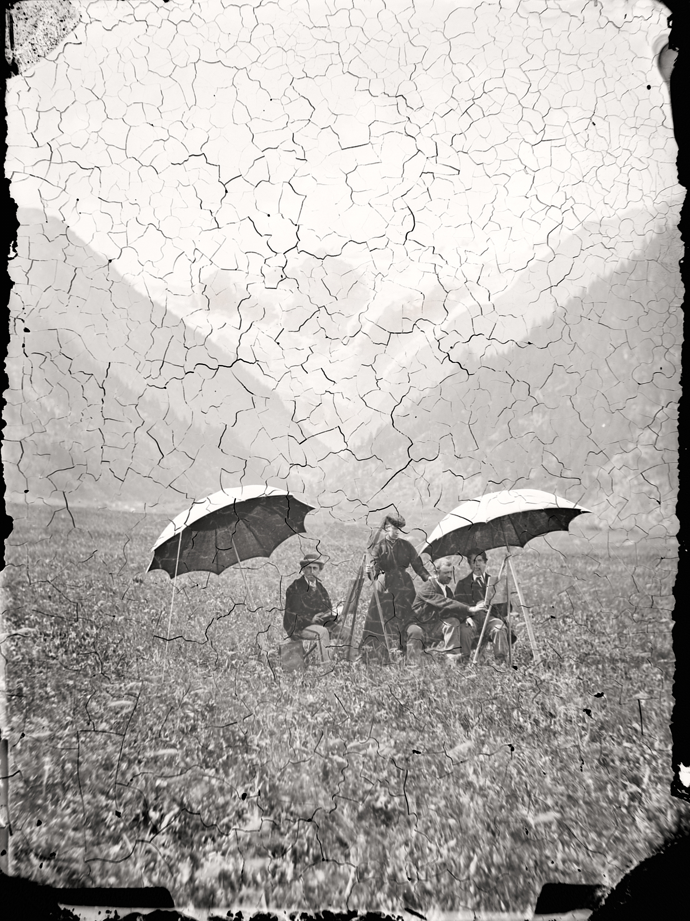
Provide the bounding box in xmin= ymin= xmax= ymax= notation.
xmin=2 ymin=502 xmax=684 ymax=914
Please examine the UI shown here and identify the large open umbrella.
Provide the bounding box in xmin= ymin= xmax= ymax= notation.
xmin=420 ymin=489 xmax=591 ymax=664
xmin=148 ymin=485 xmax=314 ymax=580
xmin=147 ymin=486 xmax=314 ymax=656
xmin=420 ymin=489 xmax=589 ymax=560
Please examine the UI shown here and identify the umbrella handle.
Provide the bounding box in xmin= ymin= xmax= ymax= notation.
xmin=506 ymin=552 xmax=512 ymax=667
xmin=163 ymin=530 xmax=183 ymax=671
xmin=232 ymin=537 xmax=258 ymax=611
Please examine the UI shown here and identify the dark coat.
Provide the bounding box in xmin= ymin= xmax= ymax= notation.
xmin=412 ymin=577 xmax=474 ymax=642
xmin=283 ymin=575 xmax=332 ymax=636
xmin=367 ymin=537 xmax=429 ymax=592
xmin=412 ymin=578 xmax=473 ymax=625
xmin=454 ymin=571 xmax=507 ymax=623
xmin=454 ymin=571 xmax=491 ymax=607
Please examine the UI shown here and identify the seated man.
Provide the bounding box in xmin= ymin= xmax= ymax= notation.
xmin=454 ymin=548 xmax=515 ymax=662
xmin=409 ymin=557 xmax=488 ymax=663
xmin=283 ymin=552 xmax=337 ymax=663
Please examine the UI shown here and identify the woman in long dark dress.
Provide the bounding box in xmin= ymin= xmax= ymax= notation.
xmin=358 ymin=514 xmax=430 ymax=663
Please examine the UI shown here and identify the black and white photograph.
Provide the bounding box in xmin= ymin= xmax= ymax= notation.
xmin=2 ymin=0 xmax=686 ymax=917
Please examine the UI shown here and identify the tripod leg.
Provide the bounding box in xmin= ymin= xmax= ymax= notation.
xmin=339 ymin=557 xmax=365 ymax=661
xmin=343 ymin=579 xmax=362 ymax=662
xmin=373 ymin=583 xmax=396 ymax=662
xmin=507 ymin=557 xmax=539 ymax=664
xmin=471 ymin=609 xmax=491 ymax=666
xmin=351 ymin=524 xmax=386 ymax=663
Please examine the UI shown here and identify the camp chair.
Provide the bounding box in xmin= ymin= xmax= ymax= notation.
xmin=279 ymin=635 xmax=318 ymax=672
xmin=279 ymin=604 xmax=346 ymax=671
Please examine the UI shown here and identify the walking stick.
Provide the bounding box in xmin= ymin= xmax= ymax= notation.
xmin=471 ymin=557 xmax=507 ymax=666
xmin=163 ymin=530 xmax=183 ymax=672
xmin=232 ymin=537 xmax=257 ymax=610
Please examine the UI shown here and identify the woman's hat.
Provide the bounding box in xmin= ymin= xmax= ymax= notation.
xmin=300 ymin=552 xmax=324 ymax=570
xmin=383 ymin=514 xmax=406 ymax=530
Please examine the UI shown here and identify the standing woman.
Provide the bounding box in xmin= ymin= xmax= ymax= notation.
xmin=358 ymin=514 xmax=430 ymax=663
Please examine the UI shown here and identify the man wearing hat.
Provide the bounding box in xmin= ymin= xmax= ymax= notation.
xmin=359 ymin=514 xmax=430 ymax=663
xmin=284 ymin=552 xmax=336 ymax=663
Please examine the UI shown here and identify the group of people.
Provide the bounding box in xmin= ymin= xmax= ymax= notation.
xmin=282 ymin=514 xmax=516 ymax=666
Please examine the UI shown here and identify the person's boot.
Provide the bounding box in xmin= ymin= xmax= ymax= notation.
xmin=491 ymin=625 xmax=509 ymax=660
xmin=389 ymin=646 xmax=405 ymax=666
xmin=406 ymin=636 xmax=424 ymax=665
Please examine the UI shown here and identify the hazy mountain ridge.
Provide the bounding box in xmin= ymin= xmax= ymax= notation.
xmin=4 ymin=210 xmax=680 ymax=536
xmin=344 ymin=225 xmax=680 ymax=534
xmin=5 ymin=210 xmax=327 ymax=511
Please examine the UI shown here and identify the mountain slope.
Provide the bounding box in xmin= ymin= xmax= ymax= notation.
xmin=4 ymin=210 xmax=325 ymax=511
xmin=350 ymin=224 xmax=681 ymax=536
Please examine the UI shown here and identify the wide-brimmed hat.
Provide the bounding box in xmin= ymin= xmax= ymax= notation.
xmin=300 ymin=552 xmax=325 ymax=570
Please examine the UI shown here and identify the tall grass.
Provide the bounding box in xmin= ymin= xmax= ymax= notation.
xmin=3 ymin=504 xmax=683 ymax=912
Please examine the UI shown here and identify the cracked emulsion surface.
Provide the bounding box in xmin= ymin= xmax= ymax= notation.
xmin=3 ymin=0 xmax=684 ymax=914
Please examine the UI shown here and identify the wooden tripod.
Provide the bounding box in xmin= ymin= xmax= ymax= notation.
xmin=505 ymin=554 xmax=539 ymax=664
xmin=471 ymin=549 xmax=540 ymax=666
xmin=338 ymin=523 xmax=387 ymax=662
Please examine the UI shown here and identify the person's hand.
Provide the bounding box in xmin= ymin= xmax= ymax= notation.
xmin=470 ymin=602 xmax=486 ymax=613
xmin=312 ymin=611 xmax=332 ymax=625
xmin=465 ymin=618 xmax=475 ymax=628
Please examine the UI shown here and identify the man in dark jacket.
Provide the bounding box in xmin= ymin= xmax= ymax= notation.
xmin=359 ymin=514 xmax=430 ymax=663
xmin=409 ymin=557 xmax=487 ymax=663
xmin=284 ymin=552 xmax=336 ymax=662
xmin=454 ymin=549 xmax=513 ymax=661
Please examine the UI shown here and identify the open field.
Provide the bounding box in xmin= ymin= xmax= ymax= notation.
xmin=2 ymin=502 xmax=684 ymax=914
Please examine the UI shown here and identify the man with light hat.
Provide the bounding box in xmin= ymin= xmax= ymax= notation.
xmin=284 ymin=552 xmax=336 ymax=663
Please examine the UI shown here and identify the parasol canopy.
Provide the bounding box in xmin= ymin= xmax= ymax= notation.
xmin=148 ymin=486 xmax=315 ymax=578
xmin=420 ymin=489 xmax=590 ymax=560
